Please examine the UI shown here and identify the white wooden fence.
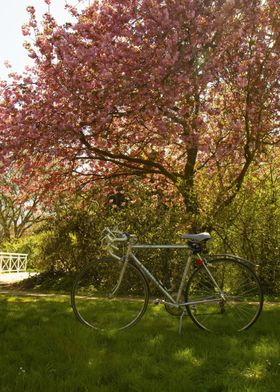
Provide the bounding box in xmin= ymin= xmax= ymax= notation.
xmin=0 ymin=252 xmax=28 ymax=273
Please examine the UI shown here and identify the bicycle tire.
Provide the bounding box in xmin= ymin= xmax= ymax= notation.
xmin=71 ymin=257 xmax=149 ymax=332
xmin=185 ymin=258 xmax=263 ymax=332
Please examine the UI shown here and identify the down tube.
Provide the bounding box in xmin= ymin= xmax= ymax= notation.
xmin=130 ymin=253 xmax=176 ymax=303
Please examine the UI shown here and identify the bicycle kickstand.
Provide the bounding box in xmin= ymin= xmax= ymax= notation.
xmin=178 ymin=310 xmax=188 ymax=334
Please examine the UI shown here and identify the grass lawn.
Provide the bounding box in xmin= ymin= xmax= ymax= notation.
xmin=0 ymin=293 xmax=279 ymax=392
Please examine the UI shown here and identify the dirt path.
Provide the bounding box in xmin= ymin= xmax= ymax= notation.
xmin=0 ymin=289 xmax=69 ymax=298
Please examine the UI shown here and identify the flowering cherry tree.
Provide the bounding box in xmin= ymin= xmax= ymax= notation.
xmin=0 ymin=0 xmax=279 ymax=227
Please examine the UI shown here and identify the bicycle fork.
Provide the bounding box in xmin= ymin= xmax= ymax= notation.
xmin=108 ymin=255 xmax=130 ymax=298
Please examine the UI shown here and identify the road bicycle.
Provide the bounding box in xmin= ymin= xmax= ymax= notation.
xmin=71 ymin=227 xmax=264 ymax=333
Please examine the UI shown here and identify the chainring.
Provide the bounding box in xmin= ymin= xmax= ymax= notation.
xmin=164 ymin=292 xmax=184 ymax=317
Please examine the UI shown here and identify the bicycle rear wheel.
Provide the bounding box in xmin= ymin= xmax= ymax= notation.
xmin=71 ymin=257 xmax=149 ymax=332
xmin=185 ymin=258 xmax=263 ymax=332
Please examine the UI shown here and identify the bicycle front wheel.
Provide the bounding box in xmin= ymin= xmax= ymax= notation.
xmin=71 ymin=257 xmax=149 ymax=332
xmin=185 ymin=258 xmax=263 ymax=332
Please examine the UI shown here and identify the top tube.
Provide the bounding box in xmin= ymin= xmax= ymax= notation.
xmin=131 ymin=244 xmax=190 ymax=249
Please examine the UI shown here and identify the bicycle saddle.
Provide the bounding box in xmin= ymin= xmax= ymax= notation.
xmin=180 ymin=232 xmax=211 ymax=242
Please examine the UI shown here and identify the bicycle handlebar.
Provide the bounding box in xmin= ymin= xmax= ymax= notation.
xmin=102 ymin=227 xmax=129 ymax=242
xmin=101 ymin=227 xmax=135 ymax=258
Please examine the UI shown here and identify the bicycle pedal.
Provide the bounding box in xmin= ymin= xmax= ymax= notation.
xmin=153 ymin=299 xmax=161 ymax=305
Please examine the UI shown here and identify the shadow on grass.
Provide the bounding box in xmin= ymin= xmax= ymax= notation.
xmin=0 ymin=296 xmax=279 ymax=392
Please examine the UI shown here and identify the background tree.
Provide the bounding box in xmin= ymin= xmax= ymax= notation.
xmin=0 ymin=171 xmax=44 ymax=243
xmin=0 ymin=0 xmax=279 ymax=229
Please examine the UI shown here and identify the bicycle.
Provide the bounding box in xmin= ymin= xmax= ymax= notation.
xmin=71 ymin=227 xmax=264 ymax=333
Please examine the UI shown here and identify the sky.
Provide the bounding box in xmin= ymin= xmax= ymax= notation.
xmin=0 ymin=0 xmax=90 ymax=80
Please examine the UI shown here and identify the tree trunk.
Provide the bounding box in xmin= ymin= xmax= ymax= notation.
xmin=177 ymin=145 xmax=200 ymax=232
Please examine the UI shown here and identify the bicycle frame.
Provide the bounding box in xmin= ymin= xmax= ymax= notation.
xmin=109 ymin=240 xmax=223 ymax=310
